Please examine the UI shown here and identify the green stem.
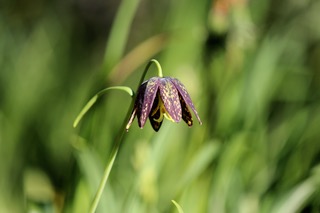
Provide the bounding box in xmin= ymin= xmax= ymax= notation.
xmin=71 ymin=86 xmax=131 ymax=213
xmin=87 ymin=59 xmax=163 ymax=212
xmin=139 ymin=59 xmax=163 ymax=83
xmin=87 ymin=89 xmax=135 ymax=213
xmin=89 ymin=142 xmax=118 ymax=213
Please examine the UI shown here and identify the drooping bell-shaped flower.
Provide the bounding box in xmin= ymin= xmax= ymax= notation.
xmin=126 ymin=77 xmax=202 ymax=132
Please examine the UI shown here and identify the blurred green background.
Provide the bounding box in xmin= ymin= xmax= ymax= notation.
xmin=1 ymin=0 xmax=320 ymax=212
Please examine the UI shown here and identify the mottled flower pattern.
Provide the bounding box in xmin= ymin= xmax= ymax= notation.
xmin=126 ymin=77 xmax=202 ymax=132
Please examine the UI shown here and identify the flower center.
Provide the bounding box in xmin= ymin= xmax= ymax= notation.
xmin=151 ymin=94 xmax=174 ymax=123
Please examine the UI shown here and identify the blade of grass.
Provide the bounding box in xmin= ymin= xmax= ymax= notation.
xmin=108 ymin=33 xmax=169 ymax=84
xmin=272 ymin=166 xmax=320 ymax=213
xmin=102 ymin=0 xmax=141 ymax=74
xmin=172 ymin=200 xmax=184 ymax=213
xmin=73 ymin=86 xmax=133 ymax=128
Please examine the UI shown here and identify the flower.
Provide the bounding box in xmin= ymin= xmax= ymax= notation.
xmin=126 ymin=77 xmax=202 ymax=132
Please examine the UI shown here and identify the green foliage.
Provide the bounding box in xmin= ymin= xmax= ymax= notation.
xmin=1 ymin=0 xmax=320 ymax=212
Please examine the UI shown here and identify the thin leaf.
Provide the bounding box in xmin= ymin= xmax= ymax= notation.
xmin=73 ymin=86 xmax=133 ymax=128
xmin=172 ymin=200 xmax=184 ymax=213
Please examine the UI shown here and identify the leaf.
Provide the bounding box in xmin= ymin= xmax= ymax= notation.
xmin=73 ymin=86 xmax=133 ymax=128
xmin=172 ymin=200 xmax=184 ymax=213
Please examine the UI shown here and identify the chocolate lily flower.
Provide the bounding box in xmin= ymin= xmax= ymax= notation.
xmin=126 ymin=77 xmax=202 ymax=132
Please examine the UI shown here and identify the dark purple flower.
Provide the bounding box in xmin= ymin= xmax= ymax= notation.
xmin=126 ymin=77 xmax=202 ymax=132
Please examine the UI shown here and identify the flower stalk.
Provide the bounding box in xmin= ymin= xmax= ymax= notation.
xmin=75 ymin=59 xmax=165 ymax=212
xmin=73 ymin=86 xmax=134 ymax=213
xmin=74 ymin=59 xmax=201 ymax=212
xmin=137 ymin=58 xmax=163 ymax=86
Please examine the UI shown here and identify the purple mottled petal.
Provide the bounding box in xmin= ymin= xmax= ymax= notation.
xmin=126 ymin=108 xmax=137 ymax=131
xmin=179 ymin=94 xmax=193 ymax=126
xmin=126 ymin=81 xmax=147 ymax=130
xmin=170 ymin=77 xmax=202 ymax=125
xmin=135 ymin=81 xmax=147 ymax=120
xmin=159 ymin=78 xmax=182 ymax=122
xmin=139 ymin=77 xmax=160 ymax=128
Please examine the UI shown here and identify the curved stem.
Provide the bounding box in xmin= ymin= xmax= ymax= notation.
xmin=151 ymin=59 xmax=163 ymax=78
xmin=87 ymin=59 xmax=163 ymax=212
xmin=138 ymin=59 xmax=163 ymax=87
xmin=87 ymin=87 xmax=136 ymax=213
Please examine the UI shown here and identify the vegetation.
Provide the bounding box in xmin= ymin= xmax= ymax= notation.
xmin=1 ymin=0 xmax=320 ymax=212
